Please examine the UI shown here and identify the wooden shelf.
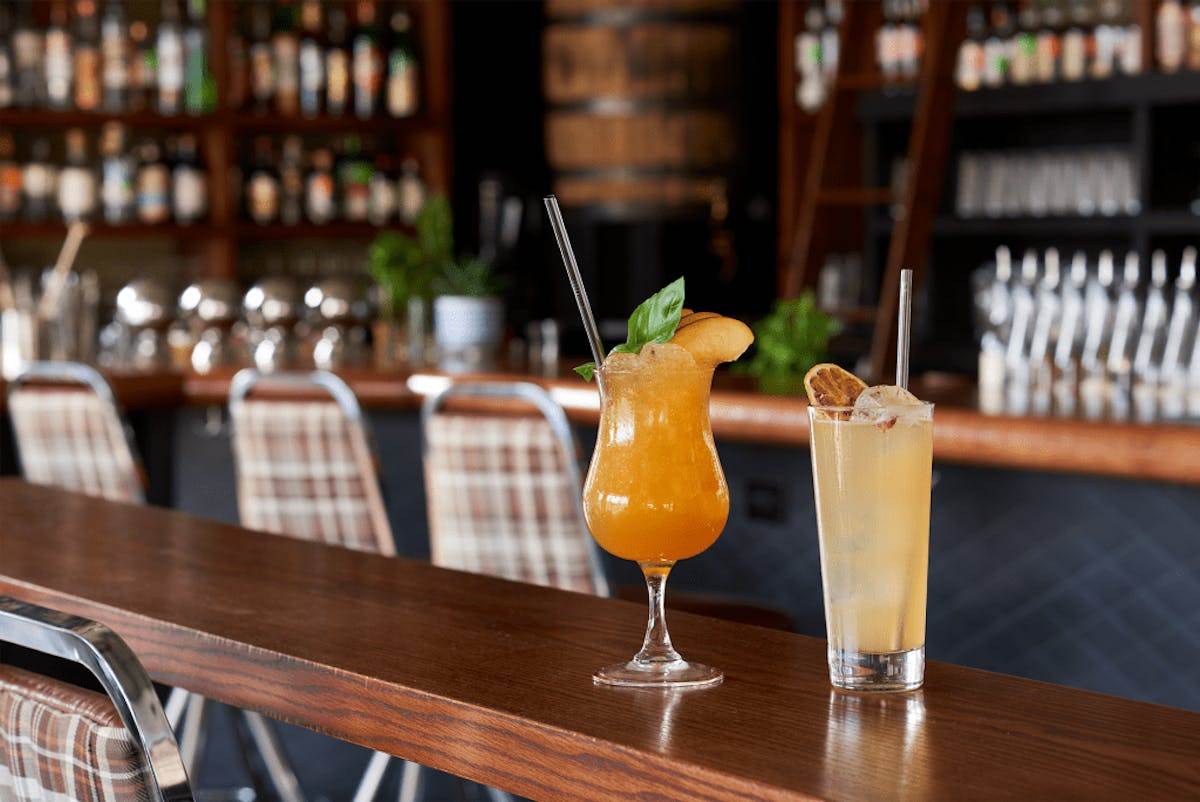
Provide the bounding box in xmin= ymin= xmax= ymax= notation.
xmin=1 ymin=221 xmax=220 ymax=239
xmin=227 ymin=112 xmax=436 ymax=134
xmin=0 ymin=108 xmax=220 ymax=129
xmin=858 ymin=71 xmax=1200 ymax=122
xmin=234 ymin=222 xmax=413 ymax=240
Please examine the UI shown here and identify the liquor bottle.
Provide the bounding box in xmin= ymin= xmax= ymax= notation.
xmin=822 ymin=0 xmax=842 ymax=88
xmin=11 ymin=1 xmax=42 ymax=108
xmin=184 ymin=0 xmax=214 ymax=114
xmin=338 ymin=135 xmax=371 ymax=221
xmin=100 ymin=0 xmax=128 ymax=111
xmin=1105 ymin=253 xmax=1141 ymax=416
xmin=1132 ymin=250 xmax=1170 ymax=389
xmin=135 ymin=138 xmax=170 ymax=224
xmin=797 ymin=0 xmax=825 ymax=111
xmin=1158 ymin=0 xmax=1187 ymax=73
xmin=305 ymin=147 xmax=336 ymax=223
xmin=876 ymin=0 xmax=898 ymax=82
xmin=326 ymin=4 xmax=351 ymax=117
xmin=957 ymin=1 xmax=986 ymax=90
xmin=59 ymin=128 xmax=98 ymax=223
xmin=1091 ymin=0 xmax=1119 ymax=80
xmin=158 ymin=0 xmax=185 ymax=114
xmin=387 ymin=9 xmax=419 ymax=117
xmin=1034 ymin=0 xmax=1061 ymax=83
xmin=172 ymin=133 xmax=207 ymax=224
xmin=982 ymin=1 xmax=1013 ymax=88
xmin=1188 ymin=0 xmax=1200 ymax=70
xmin=1120 ymin=6 xmax=1142 ymax=75
xmin=279 ymin=135 xmax=304 ymax=225
xmin=248 ymin=1 xmax=274 ymax=111
xmin=368 ymin=153 xmax=396 ymax=224
xmin=22 ymin=138 xmax=55 ymax=221
xmin=1010 ymin=0 xmax=1038 ymax=85
xmin=0 ymin=3 xmax=14 ymax=109
xmin=44 ymin=0 xmax=74 ymax=110
xmin=1060 ymin=0 xmax=1089 ymax=81
xmin=298 ymin=0 xmax=324 ymax=117
xmin=397 ymin=156 xmax=425 ymax=225
xmin=273 ymin=0 xmax=300 ymax=116
xmin=1160 ymin=248 xmax=1198 ymax=415
xmin=128 ymin=20 xmax=154 ymax=113
xmin=352 ymin=0 xmax=383 ymax=119
xmin=896 ymin=0 xmax=921 ymax=82
xmin=227 ymin=7 xmax=248 ymax=109
xmin=246 ymin=136 xmax=281 ymax=224
xmin=0 ymin=131 xmax=22 ymax=221
xmin=99 ymin=122 xmax=135 ymax=224
xmin=1053 ymin=251 xmax=1089 ymax=410
xmin=73 ymin=0 xmax=102 ymax=111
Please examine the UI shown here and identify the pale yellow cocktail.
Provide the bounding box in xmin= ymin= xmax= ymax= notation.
xmin=809 ymin=399 xmax=932 ymax=691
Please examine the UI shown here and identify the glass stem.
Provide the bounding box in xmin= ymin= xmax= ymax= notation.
xmin=634 ymin=562 xmax=682 ymax=667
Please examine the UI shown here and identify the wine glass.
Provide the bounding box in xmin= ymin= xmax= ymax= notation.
xmin=582 ymin=347 xmax=728 ymax=687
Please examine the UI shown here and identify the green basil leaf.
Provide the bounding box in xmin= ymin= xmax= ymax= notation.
xmin=574 ymin=362 xmax=596 ymax=382
xmin=625 ymin=276 xmax=684 ymax=351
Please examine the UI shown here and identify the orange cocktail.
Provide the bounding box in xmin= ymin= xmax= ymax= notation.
xmin=583 ymin=347 xmax=729 ymax=563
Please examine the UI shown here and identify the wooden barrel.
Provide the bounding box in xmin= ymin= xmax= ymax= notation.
xmin=543 ymin=0 xmax=740 ymax=215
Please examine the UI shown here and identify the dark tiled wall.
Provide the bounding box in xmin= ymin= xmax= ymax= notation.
xmin=171 ymin=408 xmax=1200 ymax=712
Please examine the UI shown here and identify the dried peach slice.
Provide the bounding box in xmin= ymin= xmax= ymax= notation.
xmin=803 ymin=363 xmax=868 ymax=408
xmin=668 ymin=313 xmax=754 ymax=366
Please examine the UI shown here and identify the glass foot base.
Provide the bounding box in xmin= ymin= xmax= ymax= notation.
xmin=594 ymin=659 xmax=723 ymax=688
xmin=829 ymin=646 xmax=924 ymax=692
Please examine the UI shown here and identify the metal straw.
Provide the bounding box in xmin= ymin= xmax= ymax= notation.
xmin=896 ymin=268 xmax=913 ymax=389
xmin=544 ymin=195 xmax=605 ymax=367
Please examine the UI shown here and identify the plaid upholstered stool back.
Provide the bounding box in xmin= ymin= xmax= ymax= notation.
xmin=229 ymin=369 xmax=395 ymax=555
xmin=7 ymin=362 xmax=145 ymax=504
xmin=421 ymin=382 xmax=609 ymax=596
xmin=0 ymin=597 xmax=193 ymax=801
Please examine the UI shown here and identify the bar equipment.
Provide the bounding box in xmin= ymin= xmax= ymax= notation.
xmin=1003 ymin=250 xmax=1039 ymax=415
xmin=115 ymin=277 xmax=174 ymax=369
xmin=1131 ymin=251 xmax=1170 ymax=422
xmin=1078 ymin=250 xmax=1116 ymax=419
xmin=1053 ymin=252 xmax=1089 ymax=415
xmin=179 ymin=279 xmax=240 ymax=373
xmin=243 ymin=277 xmax=301 ymax=372
xmin=1027 ymin=248 xmax=1061 ymax=415
xmin=304 ymin=277 xmax=369 ymax=369
xmin=1105 ymin=253 xmax=1142 ymax=420
xmin=1160 ymin=248 xmax=1196 ymax=419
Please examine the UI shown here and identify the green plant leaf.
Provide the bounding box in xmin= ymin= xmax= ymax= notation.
xmin=623 ymin=276 xmax=685 ymax=352
xmin=572 ymin=277 xmax=686 ymax=382
xmin=416 ymin=194 xmax=453 ymax=268
xmin=737 ymin=291 xmax=840 ymax=392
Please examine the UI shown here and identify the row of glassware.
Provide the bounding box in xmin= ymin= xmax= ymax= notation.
xmin=973 ymin=244 xmax=1199 ymax=423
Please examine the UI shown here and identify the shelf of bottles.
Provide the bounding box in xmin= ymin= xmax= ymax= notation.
xmin=0 ymin=0 xmax=438 ymax=239
xmin=792 ymin=0 xmax=1200 ymax=114
xmin=975 ymin=244 xmax=1200 ymax=424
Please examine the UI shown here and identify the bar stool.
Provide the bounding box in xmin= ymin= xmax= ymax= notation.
xmin=421 ymin=381 xmax=610 ymax=596
xmin=7 ymin=361 xmax=145 ymax=503
xmin=228 ymin=369 xmax=417 ymax=802
xmin=0 ymin=595 xmax=193 ymax=801
xmin=7 ymin=361 xmax=303 ymax=801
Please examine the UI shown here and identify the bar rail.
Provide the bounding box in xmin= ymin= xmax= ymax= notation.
xmin=3 ymin=366 xmax=1198 ymax=485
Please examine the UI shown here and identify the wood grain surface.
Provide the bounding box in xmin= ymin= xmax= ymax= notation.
xmin=3 ymin=366 xmax=1198 ymax=484
xmin=1 ymin=481 xmax=1196 ymax=801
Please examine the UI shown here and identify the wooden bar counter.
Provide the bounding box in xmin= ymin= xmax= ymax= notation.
xmin=1 ymin=480 xmax=1197 ymax=800
xmin=4 ymin=365 xmax=1199 ymax=484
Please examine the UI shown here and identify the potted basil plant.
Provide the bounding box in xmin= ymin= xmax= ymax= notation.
xmin=432 ymin=257 xmax=507 ymax=373
xmin=735 ymin=292 xmax=840 ymax=395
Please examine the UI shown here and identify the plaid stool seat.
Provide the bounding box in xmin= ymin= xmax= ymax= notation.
xmin=229 ymin=370 xmax=394 ymax=555
xmin=422 ymin=382 xmax=609 ymax=597
xmin=0 ymin=597 xmax=192 ymax=801
xmin=7 ymin=362 xmax=144 ymax=504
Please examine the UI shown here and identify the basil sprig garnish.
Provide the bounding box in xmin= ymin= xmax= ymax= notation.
xmin=574 ymin=276 xmax=685 ymax=381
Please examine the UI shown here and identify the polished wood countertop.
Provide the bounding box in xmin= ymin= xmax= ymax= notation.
xmin=2 ymin=480 xmax=1197 ymax=801
xmin=5 ymin=365 xmax=1199 ymax=485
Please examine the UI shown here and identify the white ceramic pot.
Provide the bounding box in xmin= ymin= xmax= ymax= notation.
xmin=433 ymin=295 xmax=504 ymax=372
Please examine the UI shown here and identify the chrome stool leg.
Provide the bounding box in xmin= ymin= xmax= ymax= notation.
xmin=352 ymin=751 xmax=392 ymax=802
xmin=179 ymin=693 xmax=210 ymax=776
xmin=397 ymin=759 xmax=423 ymax=802
xmin=242 ymin=710 xmax=306 ymax=802
xmin=482 ymin=786 xmax=513 ymax=802
xmin=165 ymin=687 xmax=190 ymax=728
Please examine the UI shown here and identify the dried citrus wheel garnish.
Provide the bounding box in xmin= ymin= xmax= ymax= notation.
xmin=803 ymin=363 xmax=868 ymax=408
